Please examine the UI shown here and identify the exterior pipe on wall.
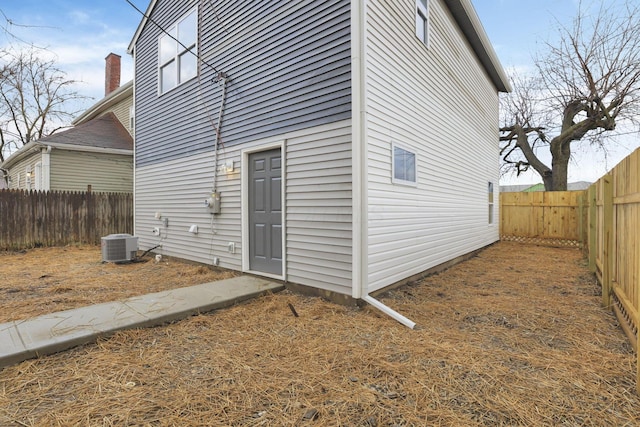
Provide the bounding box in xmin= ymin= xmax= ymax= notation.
xmin=211 ymin=72 xmax=228 ymax=194
xmin=362 ymin=295 xmax=416 ymax=329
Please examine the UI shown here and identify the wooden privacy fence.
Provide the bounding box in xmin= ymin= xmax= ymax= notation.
xmin=0 ymin=189 xmax=133 ymax=250
xmin=500 ymin=191 xmax=585 ymax=247
xmin=585 ymin=147 xmax=640 ymax=393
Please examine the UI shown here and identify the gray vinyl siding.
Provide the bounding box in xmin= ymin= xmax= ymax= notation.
xmin=364 ymin=0 xmax=501 ymax=292
xmin=49 ymin=150 xmax=133 ymax=193
xmin=135 ymin=120 xmax=353 ymax=295
xmin=133 ymin=0 xmax=351 ymax=167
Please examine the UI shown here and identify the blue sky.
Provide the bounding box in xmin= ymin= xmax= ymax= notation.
xmin=1 ymin=0 xmax=636 ymax=185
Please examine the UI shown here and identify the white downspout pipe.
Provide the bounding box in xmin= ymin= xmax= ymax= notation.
xmin=363 ymin=295 xmax=416 ymax=329
xmin=350 ymin=0 xmax=416 ymax=330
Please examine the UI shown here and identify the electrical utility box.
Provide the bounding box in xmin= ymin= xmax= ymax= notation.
xmin=205 ymin=192 xmax=221 ymax=214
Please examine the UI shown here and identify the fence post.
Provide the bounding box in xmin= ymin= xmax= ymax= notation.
xmin=587 ymin=185 xmax=597 ymax=273
xmin=602 ymin=174 xmax=613 ymax=309
xmin=578 ymin=192 xmax=585 ymax=251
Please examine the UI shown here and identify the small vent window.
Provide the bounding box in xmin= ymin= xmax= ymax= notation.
xmin=488 ymin=182 xmax=494 ymax=224
xmin=392 ymin=144 xmax=417 ymax=185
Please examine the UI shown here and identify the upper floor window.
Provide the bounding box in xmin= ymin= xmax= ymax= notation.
xmin=488 ymin=181 xmax=494 ymax=224
xmin=415 ymin=0 xmax=429 ymax=46
xmin=392 ymin=144 xmax=417 ymax=185
xmin=159 ymin=9 xmax=198 ymax=94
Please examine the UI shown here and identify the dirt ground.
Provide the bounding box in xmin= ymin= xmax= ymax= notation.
xmin=0 ymin=246 xmax=237 ymax=323
xmin=1 ymin=242 xmax=639 ymax=426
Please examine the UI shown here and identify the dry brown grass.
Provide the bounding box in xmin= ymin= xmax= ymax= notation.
xmin=0 ymin=245 xmax=237 ymax=323
xmin=1 ymin=242 xmax=639 ymax=426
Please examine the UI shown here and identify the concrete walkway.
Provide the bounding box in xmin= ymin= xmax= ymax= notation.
xmin=0 ymin=276 xmax=283 ymax=369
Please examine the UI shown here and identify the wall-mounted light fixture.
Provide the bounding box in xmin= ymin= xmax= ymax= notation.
xmin=225 ymin=160 xmax=234 ymax=173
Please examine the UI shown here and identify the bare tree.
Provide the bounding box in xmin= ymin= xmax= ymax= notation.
xmin=500 ymin=1 xmax=640 ymax=191
xmin=0 ymin=48 xmax=86 ymax=162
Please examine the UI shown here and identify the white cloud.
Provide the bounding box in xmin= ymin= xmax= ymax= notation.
xmin=68 ymin=10 xmax=91 ymax=25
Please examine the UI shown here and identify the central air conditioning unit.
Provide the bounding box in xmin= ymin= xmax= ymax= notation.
xmin=101 ymin=234 xmax=139 ymax=263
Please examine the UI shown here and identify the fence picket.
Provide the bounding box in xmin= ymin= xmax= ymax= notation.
xmin=499 ymin=190 xmax=584 ymax=247
xmin=0 ymin=189 xmax=132 ymax=250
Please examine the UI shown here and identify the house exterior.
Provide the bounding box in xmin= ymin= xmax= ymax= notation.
xmin=1 ymin=54 xmax=134 ymax=193
xmin=128 ymin=0 xmax=510 ymax=301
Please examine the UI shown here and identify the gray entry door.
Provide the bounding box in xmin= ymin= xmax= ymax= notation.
xmin=248 ymin=149 xmax=282 ymax=275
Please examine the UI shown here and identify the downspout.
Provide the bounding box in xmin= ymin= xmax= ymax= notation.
xmin=0 ymin=167 xmax=8 ymax=187
xmin=131 ymin=48 xmax=137 ymax=238
xmin=350 ymin=0 xmax=416 ymax=329
xmin=362 ymin=295 xmax=416 ymax=329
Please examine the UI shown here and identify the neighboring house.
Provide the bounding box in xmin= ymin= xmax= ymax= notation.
xmin=1 ymin=54 xmax=133 ymax=193
xmin=128 ymin=0 xmax=510 ymax=303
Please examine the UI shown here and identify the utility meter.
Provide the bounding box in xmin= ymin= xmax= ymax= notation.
xmin=205 ymin=192 xmax=221 ymax=214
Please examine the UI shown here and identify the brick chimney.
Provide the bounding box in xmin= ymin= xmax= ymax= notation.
xmin=105 ymin=53 xmax=121 ymax=96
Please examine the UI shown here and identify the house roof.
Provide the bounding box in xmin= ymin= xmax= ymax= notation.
xmin=127 ymin=0 xmax=511 ymax=93
xmin=72 ymin=80 xmax=133 ymax=126
xmin=1 ymin=113 xmax=133 ymax=170
xmin=45 ymin=113 xmax=132 ymax=150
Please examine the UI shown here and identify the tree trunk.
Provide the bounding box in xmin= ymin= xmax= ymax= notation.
xmin=549 ymin=154 xmax=569 ymax=191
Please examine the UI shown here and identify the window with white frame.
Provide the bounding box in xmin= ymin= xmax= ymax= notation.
xmin=415 ymin=0 xmax=428 ymax=46
xmin=129 ymin=105 xmax=135 ymax=134
xmin=158 ymin=9 xmax=198 ymax=94
xmin=488 ymin=181 xmax=494 ymax=224
xmin=34 ymin=162 xmax=42 ymax=191
xmin=392 ymin=144 xmax=417 ymax=185
xmin=25 ymin=165 xmax=32 ymax=190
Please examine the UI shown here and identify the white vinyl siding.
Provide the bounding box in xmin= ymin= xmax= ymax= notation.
xmin=107 ymin=96 xmax=134 ymax=135
xmin=49 ymin=150 xmax=132 ymax=193
xmin=286 ymin=122 xmax=353 ymax=294
xmin=135 ymin=120 xmax=353 ymax=295
xmin=364 ymin=0 xmax=500 ymax=292
xmin=8 ymin=154 xmax=42 ymax=191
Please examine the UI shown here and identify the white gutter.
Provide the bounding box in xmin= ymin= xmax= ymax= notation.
xmin=350 ymin=0 xmax=366 ymax=300
xmin=0 ymin=141 xmax=39 ymax=169
xmin=130 ymin=48 xmax=137 ymax=239
xmin=350 ymin=0 xmax=416 ymax=329
xmin=44 ymin=143 xmax=132 ymax=156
